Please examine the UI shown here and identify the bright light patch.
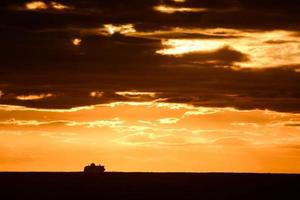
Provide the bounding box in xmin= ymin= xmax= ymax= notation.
xmin=157 ymin=39 xmax=222 ymax=55
xmin=72 ymin=38 xmax=82 ymax=46
xmin=16 ymin=93 xmax=53 ymax=101
xmin=50 ymin=2 xmax=69 ymax=10
xmin=90 ymin=91 xmax=104 ymax=98
xmin=25 ymin=1 xmax=48 ymax=10
xmin=65 ymin=118 xmax=124 ymax=128
xmin=153 ymin=5 xmax=207 ymax=14
xmin=174 ymin=0 xmax=186 ymax=2
xmin=116 ymin=91 xmax=156 ymax=98
xmin=25 ymin=1 xmax=70 ymax=11
xmin=159 ymin=118 xmax=180 ymax=124
xmin=103 ymin=24 xmax=136 ymax=35
xmin=0 ymin=90 xmax=4 ymax=98
xmin=156 ymin=29 xmax=300 ymax=68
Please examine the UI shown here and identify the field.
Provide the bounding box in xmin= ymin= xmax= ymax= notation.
xmin=0 ymin=172 xmax=299 ymax=199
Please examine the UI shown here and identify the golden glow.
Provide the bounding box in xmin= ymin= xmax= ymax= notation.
xmin=153 ymin=5 xmax=207 ymax=14
xmin=116 ymin=91 xmax=156 ymax=98
xmin=72 ymin=38 xmax=82 ymax=46
xmin=157 ymin=39 xmax=222 ymax=55
xmin=90 ymin=91 xmax=104 ymax=98
xmin=16 ymin=93 xmax=53 ymax=101
xmin=0 ymin=119 xmax=60 ymax=126
xmin=174 ymin=0 xmax=186 ymax=2
xmin=0 ymin=104 xmax=94 ymax=113
xmin=156 ymin=29 xmax=300 ymax=68
xmin=66 ymin=118 xmax=124 ymax=128
xmin=0 ymin=90 xmax=3 ymax=98
xmin=25 ymin=1 xmax=48 ymax=10
xmin=25 ymin=1 xmax=70 ymax=11
xmin=0 ymin=101 xmax=300 ymax=172
xmin=159 ymin=118 xmax=180 ymax=124
xmin=103 ymin=24 xmax=136 ymax=35
xmin=50 ymin=2 xmax=69 ymax=10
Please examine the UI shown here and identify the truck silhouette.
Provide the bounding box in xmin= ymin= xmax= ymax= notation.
xmin=84 ymin=163 xmax=105 ymax=173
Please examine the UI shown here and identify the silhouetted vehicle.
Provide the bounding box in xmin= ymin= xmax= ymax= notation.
xmin=84 ymin=163 xmax=105 ymax=173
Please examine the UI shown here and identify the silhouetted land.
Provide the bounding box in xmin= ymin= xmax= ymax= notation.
xmin=0 ymin=172 xmax=299 ymax=199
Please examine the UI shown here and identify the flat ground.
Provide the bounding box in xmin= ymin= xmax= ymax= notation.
xmin=0 ymin=172 xmax=299 ymax=199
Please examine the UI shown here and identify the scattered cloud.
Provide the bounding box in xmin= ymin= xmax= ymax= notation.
xmin=24 ymin=1 xmax=71 ymax=11
xmin=2 ymin=0 xmax=300 ymax=173
xmin=0 ymin=100 xmax=300 ymax=172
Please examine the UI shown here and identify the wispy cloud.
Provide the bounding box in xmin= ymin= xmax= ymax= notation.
xmin=153 ymin=5 xmax=208 ymax=14
xmin=116 ymin=91 xmax=157 ymax=98
xmin=16 ymin=93 xmax=54 ymax=101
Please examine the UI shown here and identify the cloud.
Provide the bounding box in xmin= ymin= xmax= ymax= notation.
xmin=16 ymin=93 xmax=54 ymax=101
xmin=25 ymin=1 xmax=48 ymax=10
xmin=1 ymin=0 xmax=300 ymax=113
xmin=0 ymin=99 xmax=300 ymax=172
xmin=153 ymin=5 xmax=208 ymax=14
xmin=285 ymin=123 xmax=300 ymax=127
xmin=24 ymin=1 xmax=71 ymax=11
xmin=0 ymin=119 xmax=65 ymax=126
xmin=156 ymin=29 xmax=300 ymax=68
xmin=72 ymin=38 xmax=82 ymax=46
xmin=50 ymin=2 xmax=70 ymax=10
xmin=0 ymin=90 xmax=4 ymax=98
xmin=159 ymin=118 xmax=180 ymax=124
xmin=212 ymin=137 xmax=251 ymax=146
xmin=102 ymin=24 xmax=136 ymax=36
xmin=116 ymin=91 xmax=157 ymax=98
xmin=66 ymin=118 xmax=124 ymax=128
xmin=0 ymin=104 xmax=95 ymax=113
xmin=0 ymin=118 xmax=124 ymax=128
xmin=90 ymin=91 xmax=104 ymax=98
xmin=119 ymin=132 xmax=189 ymax=146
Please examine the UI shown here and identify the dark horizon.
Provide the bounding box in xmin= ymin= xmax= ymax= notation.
xmin=1 ymin=172 xmax=300 ymax=199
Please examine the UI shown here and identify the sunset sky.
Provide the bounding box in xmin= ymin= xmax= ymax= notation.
xmin=0 ymin=0 xmax=300 ymax=172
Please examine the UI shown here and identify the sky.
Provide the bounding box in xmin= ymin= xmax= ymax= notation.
xmin=0 ymin=0 xmax=300 ymax=172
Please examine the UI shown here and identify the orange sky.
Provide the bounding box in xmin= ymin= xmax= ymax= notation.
xmin=1 ymin=0 xmax=300 ymax=173
xmin=1 ymin=101 xmax=299 ymax=172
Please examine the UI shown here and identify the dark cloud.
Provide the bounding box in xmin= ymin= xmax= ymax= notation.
xmin=285 ymin=124 xmax=300 ymax=127
xmin=1 ymin=0 xmax=300 ymax=112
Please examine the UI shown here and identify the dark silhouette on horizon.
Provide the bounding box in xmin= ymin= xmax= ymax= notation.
xmin=0 ymin=172 xmax=300 ymax=200
xmin=84 ymin=163 xmax=105 ymax=173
